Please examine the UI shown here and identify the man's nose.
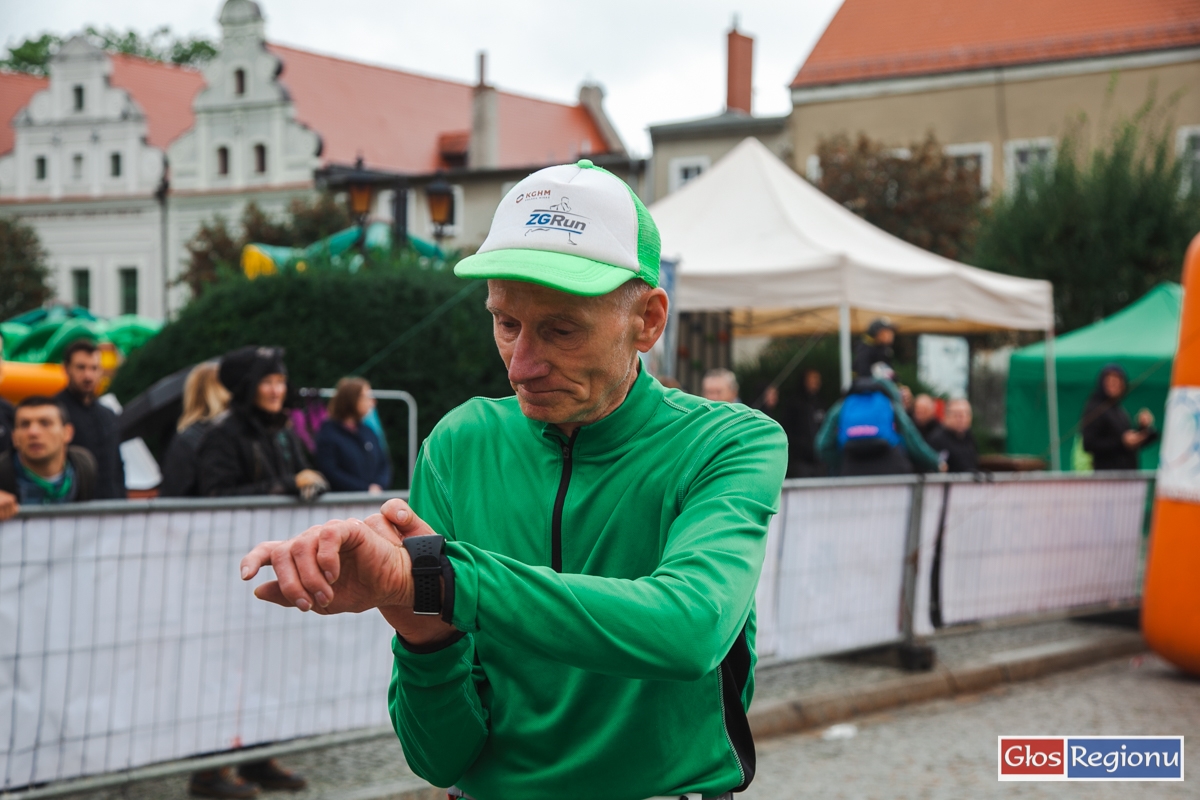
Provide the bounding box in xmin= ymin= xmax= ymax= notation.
xmin=507 ymin=333 xmax=551 ymax=384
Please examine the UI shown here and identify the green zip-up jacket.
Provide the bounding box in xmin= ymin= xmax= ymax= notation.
xmin=389 ymin=367 xmax=787 ymax=800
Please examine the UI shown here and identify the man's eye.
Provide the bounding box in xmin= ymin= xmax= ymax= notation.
xmin=552 ymin=329 xmax=573 ymax=337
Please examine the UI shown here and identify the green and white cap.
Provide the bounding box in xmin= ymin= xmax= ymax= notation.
xmin=454 ymin=159 xmax=660 ymax=296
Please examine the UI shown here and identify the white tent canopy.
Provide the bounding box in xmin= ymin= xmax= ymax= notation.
xmin=649 ymin=137 xmax=1062 ymax=468
xmin=651 ymin=137 xmax=1054 ymax=335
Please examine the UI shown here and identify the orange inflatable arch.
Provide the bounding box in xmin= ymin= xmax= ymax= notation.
xmin=1143 ymin=232 xmax=1200 ymax=675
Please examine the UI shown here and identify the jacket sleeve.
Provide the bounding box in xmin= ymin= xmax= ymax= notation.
xmin=443 ymin=414 xmax=786 ymax=681
xmin=388 ymin=442 xmax=490 ymax=788
xmin=157 ymin=437 xmax=194 ymax=498
xmin=815 ymin=400 xmax=842 ymax=472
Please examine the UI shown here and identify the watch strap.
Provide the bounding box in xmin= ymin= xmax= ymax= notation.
xmin=403 ymin=534 xmax=445 ymax=615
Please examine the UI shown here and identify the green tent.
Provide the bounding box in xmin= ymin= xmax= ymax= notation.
xmin=1007 ymin=282 xmax=1181 ymax=470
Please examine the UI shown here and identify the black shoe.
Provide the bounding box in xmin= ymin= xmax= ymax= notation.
xmin=238 ymin=759 xmax=307 ymax=792
xmin=189 ymin=767 xmax=261 ymax=799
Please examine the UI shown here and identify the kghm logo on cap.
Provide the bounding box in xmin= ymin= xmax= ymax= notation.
xmin=524 ymin=197 xmax=588 ymax=245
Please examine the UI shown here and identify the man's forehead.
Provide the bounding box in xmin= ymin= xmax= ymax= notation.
xmin=486 ymin=280 xmax=602 ymax=317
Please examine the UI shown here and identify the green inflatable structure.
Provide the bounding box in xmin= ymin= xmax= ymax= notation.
xmin=1007 ymin=282 xmax=1182 ymax=470
xmin=241 ymin=222 xmax=446 ymax=278
xmin=1 ymin=305 xmax=163 ymax=364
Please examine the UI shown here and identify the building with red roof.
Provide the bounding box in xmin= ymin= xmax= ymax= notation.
xmin=787 ymin=0 xmax=1200 ymax=193
xmin=0 ymin=0 xmax=635 ymax=320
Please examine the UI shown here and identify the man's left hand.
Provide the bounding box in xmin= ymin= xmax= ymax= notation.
xmin=0 ymin=490 xmax=18 ymax=521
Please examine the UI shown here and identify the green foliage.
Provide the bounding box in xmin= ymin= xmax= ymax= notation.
xmin=109 ymin=268 xmax=511 ymax=480
xmin=973 ymin=108 xmax=1200 ymax=332
xmin=180 ymin=196 xmax=355 ymax=296
xmin=1 ymin=27 xmax=217 ymax=75
xmin=0 ymin=217 xmax=53 ymax=319
xmin=817 ymin=132 xmax=985 ymax=261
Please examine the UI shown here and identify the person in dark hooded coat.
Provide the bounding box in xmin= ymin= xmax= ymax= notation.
xmin=1081 ymin=363 xmax=1158 ymax=471
xmin=852 ymin=318 xmax=896 ymax=378
xmin=197 ymin=346 xmax=328 ymax=499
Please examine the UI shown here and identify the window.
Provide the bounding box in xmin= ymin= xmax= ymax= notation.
xmin=73 ymin=85 xmax=84 ymax=112
xmin=72 ymin=154 xmax=83 ymax=181
xmin=234 ymin=68 xmax=246 ymax=96
xmin=72 ymin=269 xmax=90 ymax=310
xmin=667 ymin=155 xmax=711 ymax=194
xmin=35 ymin=156 xmax=47 ymax=181
xmin=217 ymin=146 xmax=229 ymax=176
xmin=110 ymin=152 xmax=122 ymax=178
xmin=119 ymin=268 xmax=138 ymax=315
xmin=254 ymin=143 xmax=267 ymax=174
xmin=943 ymin=142 xmax=993 ymax=193
xmin=1176 ymin=126 xmax=1200 ymax=193
xmin=1004 ymin=138 xmax=1056 ymax=189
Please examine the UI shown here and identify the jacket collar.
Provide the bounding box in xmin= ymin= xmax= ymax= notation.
xmin=532 ymin=364 xmax=663 ymax=457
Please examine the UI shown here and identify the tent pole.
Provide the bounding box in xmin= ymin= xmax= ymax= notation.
xmin=1044 ymin=326 xmax=1061 ymax=471
xmin=839 ymin=302 xmax=852 ymax=390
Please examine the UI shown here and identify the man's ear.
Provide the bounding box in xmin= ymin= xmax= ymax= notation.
xmin=63 ymin=423 xmax=74 ymax=445
xmin=634 ymin=288 xmax=669 ymax=354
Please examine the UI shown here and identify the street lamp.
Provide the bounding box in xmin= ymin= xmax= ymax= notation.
xmin=425 ymin=173 xmax=454 ymax=243
xmin=347 ymin=156 xmax=375 ymax=225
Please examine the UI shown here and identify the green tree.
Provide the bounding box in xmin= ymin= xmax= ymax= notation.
xmin=110 ymin=267 xmax=510 ymax=480
xmin=1 ymin=27 xmax=216 ymax=75
xmin=180 ymin=196 xmax=355 ymax=296
xmin=817 ymin=132 xmax=985 ymax=261
xmin=0 ymin=217 xmax=53 ymax=319
xmin=973 ymin=112 xmax=1200 ymax=332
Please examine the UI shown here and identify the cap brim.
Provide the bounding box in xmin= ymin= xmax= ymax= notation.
xmin=454 ymin=248 xmax=638 ymax=296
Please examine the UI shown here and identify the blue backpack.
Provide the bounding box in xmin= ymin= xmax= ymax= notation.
xmin=837 ymin=385 xmax=901 ymax=450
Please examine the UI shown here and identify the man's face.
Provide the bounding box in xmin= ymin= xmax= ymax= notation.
xmin=487 ymin=279 xmax=665 ymax=429
xmin=13 ymin=405 xmax=73 ymax=467
xmin=702 ymin=377 xmax=737 ymax=403
xmin=804 ymin=370 xmax=821 ymax=395
xmin=876 ymin=328 xmax=895 ymax=346
xmin=66 ymin=350 xmax=101 ymax=396
xmin=913 ymin=395 xmax=936 ymax=425
xmin=255 ymin=373 xmax=287 ymax=414
xmin=945 ymin=400 xmax=973 ymax=433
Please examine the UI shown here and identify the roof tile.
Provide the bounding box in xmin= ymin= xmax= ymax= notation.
xmin=792 ymin=0 xmax=1200 ymax=88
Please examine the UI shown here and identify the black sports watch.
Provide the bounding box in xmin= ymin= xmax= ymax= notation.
xmin=403 ymin=534 xmax=446 ymax=615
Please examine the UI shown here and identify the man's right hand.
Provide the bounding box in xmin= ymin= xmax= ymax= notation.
xmin=0 ymin=490 xmax=18 ymax=521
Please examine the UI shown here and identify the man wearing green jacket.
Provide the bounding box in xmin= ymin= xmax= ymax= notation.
xmin=241 ymin=160 xmax=787 ymax=800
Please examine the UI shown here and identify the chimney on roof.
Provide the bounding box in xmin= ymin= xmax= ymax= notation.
xmin=469 ymin=51 xmax=499 ymax=170
xmin=726 ymin=19 xmax=753 ymax=115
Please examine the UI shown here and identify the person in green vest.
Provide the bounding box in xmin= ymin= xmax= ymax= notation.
xmin=240 ymin=160 xmax=788 ymax=800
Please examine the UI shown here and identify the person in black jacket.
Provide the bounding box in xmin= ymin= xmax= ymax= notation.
xmin=197 ymin=346 xmax=328 ymax=500
xmin=1081 ymin=363 xmax=1158 ymax=471
xmin=314 ymin=377 xmax=390 ymax=492
xmin=927 ymin=398 xmax=979 ymax=473
xmin=190 ymin=347 xmax=315 ymax=798
xmin=159 ymin=362 xmax=229 ymax=497
xmin=852 ymin=318 xmax=896 ymax=378
xmin=57 ymin=340 xmax=125 ymax=499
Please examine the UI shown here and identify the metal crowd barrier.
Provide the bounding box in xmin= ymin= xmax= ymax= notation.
xmin=1 ymin=472 xmax=1154 ymax=793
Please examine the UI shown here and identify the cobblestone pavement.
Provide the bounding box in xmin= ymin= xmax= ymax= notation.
xmin=51 ymin=617 xmax=1141 ymax=800
xmin=745 ymin=653 xmax=1199 ymax=799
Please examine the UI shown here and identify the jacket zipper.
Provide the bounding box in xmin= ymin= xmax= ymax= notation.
xmin=550 ymin=432 xmax=577 ymax=572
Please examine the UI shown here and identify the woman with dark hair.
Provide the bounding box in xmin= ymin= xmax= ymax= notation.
xmin=1081 ymin=363 xmax=1158 ymax=471
xmin=314 ymin=377 xmax=390 ymax=492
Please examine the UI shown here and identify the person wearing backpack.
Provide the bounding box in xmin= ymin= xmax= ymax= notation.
xmin=815 ymin=370 xmax=941 ymax=476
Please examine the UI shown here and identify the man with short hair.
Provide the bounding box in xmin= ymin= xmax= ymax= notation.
xmin=0 ymin=396 xmax=97 ymax=510
xmin=912 ymin=393 xmax=942 ymax=442
xmin=57 ymin=340 xmax=125 ymax=499
xmin=928 ymin=398 xmax=980 ymax=473
xmin=701 ymin=367 xmax=740 ymax=403
xmin=240 ymin=160 xmax=787 ymax=800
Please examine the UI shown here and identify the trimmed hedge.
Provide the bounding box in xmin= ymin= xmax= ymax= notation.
xmin=110 ymin=269 xmax=512 ymax=481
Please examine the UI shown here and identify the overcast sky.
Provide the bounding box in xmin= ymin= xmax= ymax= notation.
xmin=2 ymin=0 xmax=844 ymax=155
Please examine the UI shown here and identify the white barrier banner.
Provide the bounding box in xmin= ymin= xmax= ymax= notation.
xmin=0 ymin=503 xmax=394 ymax=790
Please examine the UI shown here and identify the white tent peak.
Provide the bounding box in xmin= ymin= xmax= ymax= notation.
xmin=649 ymin=136 xmax=1054 ymax=334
